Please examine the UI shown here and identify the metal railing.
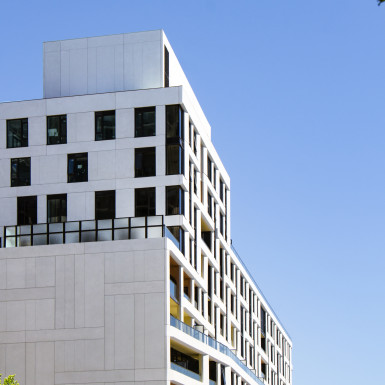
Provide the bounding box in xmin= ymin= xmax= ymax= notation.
xmin=231 ymin=243 xmax=291 ymax=340
xmin=3 ymin=216 xmax=183 ymax=252
xmin=170 ymin=316 xmax=264 ymax=385
xmin=171 ymin=362 xmax=201 ymax=381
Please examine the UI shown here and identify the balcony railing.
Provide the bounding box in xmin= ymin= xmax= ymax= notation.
xmin=3 ymin=216 xmax=183 ymax=252
xmin=170 ymin=316 xmax=264 ymax=385
xmin=171 ymin=362 xmax=201 ymax=381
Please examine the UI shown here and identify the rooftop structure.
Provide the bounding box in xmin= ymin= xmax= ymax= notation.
xmin=0 ymin=30 xmax=292 ymax=385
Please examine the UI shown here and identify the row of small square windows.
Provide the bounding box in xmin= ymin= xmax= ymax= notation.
xmin=10 ymin=146 xmax=183 ymax=187
xmin=5 ymin=107 xmax=156 ymax=148
xmin=16 ymin=185 xmax=184 ymax=226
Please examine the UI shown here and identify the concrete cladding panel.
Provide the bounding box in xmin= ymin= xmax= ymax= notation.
xmin=43 ymin=31 xmax=163 ymax=98
xmin=0 ymin=239 xmax=167 ymax=385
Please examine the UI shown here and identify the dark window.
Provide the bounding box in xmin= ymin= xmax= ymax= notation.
xmin=95 ymin=190 xmax=115 ymax=220
xmin=166 ymin=105 xmax=184 ymax=140
xmin=135 ymin=107 xmax=156 ymax=137
xmin=164 ymin=46 xmax=169 ymax=87
xmin=68 ymin=153 xmax=88 ymax=183
xmin=11 ymin=157 xmax=30 ymax=187
xmin=135 ymin=188 xmax=155 ymax=217
xmin=17 ymin=196 xmax=37 ymax=225
xmin=220 ymin=180 xmax=225 ymax=202
xmin=207 ymin=192 xmax=213 ymax=217
xmin=7 ymin=118 xmax=28 ymax=148
xmin=95 ymin=111 xmax=115 ymax=141
xmin=47 ymin=115 xmax=67 ymax=145
xmin=135 ymin=147 xmax=156 ymax=177
xmin=47 ymin=194 xmax=67 ymax=223
xmin=166 ymin=186 xmax=184 ymax=215
xmin=166 ymin=105 xmax=184 ymax=176
xmin=166 ymin=144 xmax=184 ymax=175
xmin=207 ymin=156 xmax=212 ymax=181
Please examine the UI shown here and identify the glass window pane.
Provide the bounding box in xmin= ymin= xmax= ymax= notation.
xmin=166 ymin=145 xmax=184 ymax=175
xmin=47 ymin=194 xmax=67 ymax=223
xmin=135 ymin=188 xmax=155 ymax=217
xmin=17 ymin=196 xmax=37 ymax=225
xmin=47 ymin=115 xmax=67 ymax=145
xmin=95 ymin=111 xmax=115 ymax=141
xmin=95 ymin=191 xmax=115 ymax=220
xmin=7 ymin=118 xmax=28 ymax=148
xmin=11 ymin=157 xmax=31 ymax=187
xmin=135 ymin=107 xmax=156 ymax=137
xmin=68 ymin=153 xmax=88 ymax=183
xmin=114 ymin=228 xmax=129 ymax=240
xmin=135 ymin=147 xmax=156 ymax=177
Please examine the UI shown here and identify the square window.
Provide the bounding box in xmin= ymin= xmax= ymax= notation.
xmin=68 ymin=153 xmax=88 ymax=183
xmin=11 ymin=157 xmax=31 ymax=187
xmin=166 ymin=185 xmax=184 ymax=215
xmin=17 ymin=196 xmax=37 ymax=225
xmin=95 ymin=111 xmax=115 ymax=141
xmin=135 ymin=107 xmax=156 ymax=137
xmin=7 ymin=118 xmax=28 ymax=148
xmin=95 ymin=190 xmax=115 ymax=220
xmin=135 ymin=147 xmax=156 ymax=177
xmin=135 ymin=188 xmax=155 ymax=217
xmin=47 ymin=115 xmax=67 ymax=145
xmin=47 ymin=194 xmax=67 ymax=223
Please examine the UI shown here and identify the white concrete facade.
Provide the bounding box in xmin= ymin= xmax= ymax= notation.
xmin=0 ymin=30 xmax=292 ymax=385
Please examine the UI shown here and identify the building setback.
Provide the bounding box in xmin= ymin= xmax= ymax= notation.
xmin=0 ymin=30 xmax=293 ymax=385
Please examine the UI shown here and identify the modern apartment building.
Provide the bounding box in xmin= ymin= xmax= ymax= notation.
xmin=0 ymin=30 xmax=293 ymax=385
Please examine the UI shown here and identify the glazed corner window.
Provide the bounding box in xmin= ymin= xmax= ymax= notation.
xmin=135 ymin=147 xmax=156 ymax=177
xmin=47 ymin=194 xmax=67 ymax=223
xmin=95 ymin=110 xmax=115 ymax=141
xmin=135 ymin=187 xmax=155 ymax=217
xmin=11 ymin=157 xmax=31 ymax=187
xmin=166 ymin=105 xmax=184 ymax=175
xmin=135 ymin=107 xmax=156 ymax=137
xmin=68 ymin=153 xmax=88 ymax=183
xmin=7 ymin=118 xmax=28 ymax=148
xmin=47 ymin=115 xmax=67 ymax=145
xmin=17 ymin=196 xmax=37 ymax=225
xmin=95 ymin=190 xmax=115 ymax=220
xmin=166 ymin=185 xmax=184 ymax=215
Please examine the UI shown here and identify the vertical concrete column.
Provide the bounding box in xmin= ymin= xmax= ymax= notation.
xmin=202 ymin=354 xmax=209 ymax=385
xmin=216 ymin=362 xmax=221 ymax=385
xmin=179 ymin=266 xmax=184 ymax=321
xmin=183 ymin=111 xmax=189 ymax=180
xmin=37 ymin=195 xmax=46 ymax=223
xmin=224 ymin=365 xmax=231 ymax=385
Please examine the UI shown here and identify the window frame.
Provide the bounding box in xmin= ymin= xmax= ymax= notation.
xmin=7 ymin=118 xmax=28 ymax=148
xmin=95 ymin=190 xmax=116 ymax=220
xmin=95 ymin=110 xmax=115 ymax=141
xmin=11 ymin=157 xmax=31 ymax=187
xmin=17 ymin=195 xmax=37 ymax=225
xmin=47 ymin=194 xmax=67 ymax=223
xmin=135 ymin=187 xmax=156 ymax=217
xmin=47 ymin=115 xmax=67 ymax=145
xmin=166 ymin=185 xmax=185 ymax=216
xmin=135 ymin=147 xmax=156 ymax=177
xmin=135 ymin=107 xmax=156 ymax=137
xmin=67 ymin=153 xmax=88 ymax=183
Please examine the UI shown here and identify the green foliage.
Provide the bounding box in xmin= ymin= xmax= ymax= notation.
xmin=0 ymin=374 xmax=19 ymax=385
xmin=379 ymin=0 xmax=385 ymax=5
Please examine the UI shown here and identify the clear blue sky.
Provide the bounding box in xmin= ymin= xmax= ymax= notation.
xmin=1 ymin=0 xmax=384 ymax=383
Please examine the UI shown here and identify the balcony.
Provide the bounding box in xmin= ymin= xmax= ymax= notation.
xmin=171 ymin=362 xmax=201 ymax=381
xmin=3 ymin=216 xmax=183 ymax=252
xmin=170 ymin=316 xmax=264 ymax=385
